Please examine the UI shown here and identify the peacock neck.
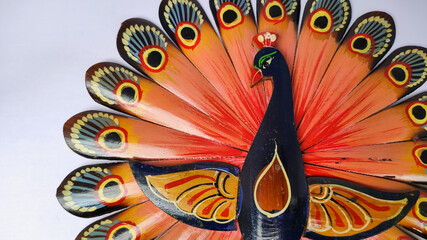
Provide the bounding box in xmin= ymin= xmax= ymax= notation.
xmin=238 ymin=53 xmax=308 ymax=240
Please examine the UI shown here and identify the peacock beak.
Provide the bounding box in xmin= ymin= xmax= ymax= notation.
xmin=251 ymin=67 xmax=273 ymax=88
xmin=251 ymin=67 xmax=263 ymax=88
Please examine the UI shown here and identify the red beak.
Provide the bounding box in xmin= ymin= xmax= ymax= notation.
xmin=251 ymin=68 xmax=263 ymax=88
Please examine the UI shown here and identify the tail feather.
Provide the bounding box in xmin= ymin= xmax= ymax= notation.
xmin=157 ymin=221 xmax=242 ymax=240
xmin=63 ymin=111 xmax=246 ymax=161
xmin=56 ymin=163 xmax=146 ymax=218
xmin=75 ymin=202 xmax=177 ymax=240
xmin=303 ymin=141 xmax=427 ymax=183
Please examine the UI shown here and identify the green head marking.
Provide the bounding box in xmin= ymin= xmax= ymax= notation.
xmin=257 ymin=51 xmax=277 ymax=69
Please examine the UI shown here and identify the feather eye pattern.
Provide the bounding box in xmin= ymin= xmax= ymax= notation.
xmin=56 ymin=163 xmax=146 ymax=217
xmin=65 ymin=112 xmax=128 ymax=157
xmin=163 ymin=0 xmax=204 ymax=50
xmin=387 ymin=48 xmax=427 ymax=88
xmin=120 ymin=23 xmax=168 ymax=73
xmin=58 ymin=0 xmax=427 ymax=239
xmin=88 ymin=64 xmax=143 ymax=107
xmin=347 ymin=13 xmax=394 ymax=59
xmin=307 ymin=0 xmax=350 ymax=34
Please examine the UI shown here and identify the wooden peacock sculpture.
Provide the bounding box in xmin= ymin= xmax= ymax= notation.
xmin=57 ymin=0 xmax=427 ymax=239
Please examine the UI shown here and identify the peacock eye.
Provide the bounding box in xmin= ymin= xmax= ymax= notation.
xmin=263 ymin=0 xmax=286 ymax=23
xmin=139 ymin=45 xmax=168 ymax=72
xmin=114 ymin=80 xmax=142 ymax=107
xmin=95 ymin=175 xmax=127 ymax=206
xmin=407 ymin=101 xmax=427 ymax=127
xmin=175 ymin=22 xmax=201 ymax=49
xmin=95 ymin=126 xmax=128 ymax=152
xmin=217 ymin=2 xmax=244 ymax=29
xmin=262 ymin=57 xmax=273 ymax=70
xmin=349 ymin=33 xmax=374 ymax=56
xmin=308 ymin=8 xmax=333 ymax=34
xmin=385 ymin=62 xmax=412 ymax=88
xmin=105 ymin=222 xmax=140 ymax=240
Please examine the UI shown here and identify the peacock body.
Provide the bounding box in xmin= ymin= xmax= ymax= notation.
xmin=57 ymin=0 xmax=427 ymax=239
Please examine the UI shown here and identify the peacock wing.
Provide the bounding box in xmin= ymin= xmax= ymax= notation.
xmin=305 ymin=177 xmax=419 ymax=239
xmin=129 ymin=162 xmax=241 ymax=231
xmin=292 ymin=0 xmax=351 ymax=126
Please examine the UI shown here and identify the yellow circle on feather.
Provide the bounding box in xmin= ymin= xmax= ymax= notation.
xmin=349 ymin=34 xmax=373 ymax=55
xmin=141 ymin=47 xmax=167 ymax=71
xmin=97 ymin=127 xmax=127 ymax=152
xmin=264 ymin=0 xmax=286 ymax=23
xmin=115 ymin=81 xmax=141 ymax=106
xmin=407 ymin=102 xmax=427 ymax=126
xmin=309 ymin=9 xmax=333 ymax=34
xmin=97 ymin=176 xmax=126 ymax=205
xmin=106 ymin=223 xmax=139 ymax=240
xmin=176 ymin=23 xmax=200 ymax=49
xmin=218 ymin=3 xmax=243 ymax=29
xmin=386 ymin=62 xmax=411 ymax=87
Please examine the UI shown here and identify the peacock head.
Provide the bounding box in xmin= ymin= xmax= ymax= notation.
xmin=251 ymin=32 xmax=289 ymax=87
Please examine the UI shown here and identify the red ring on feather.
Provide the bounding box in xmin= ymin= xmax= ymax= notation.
xmin=385 ymin=62 xmax=412 ymax=88
xmin=113 ymin=80 xmax=143 ymax=107
xmin=106 ymin=221 xmax=140 ymax=240
xmin=175 ymin=22 xmax=201 ymax=49
xmin=217 ymin=2 xmax=244 ymax=29
xmin=348 ymin=33 xmax=375 ymax=57
xmin=308 ymin=8 xmax=333 ymax=34
xmin=138 ymin=45 xmax=168 ymax=73
xmin=406 ymin=101 xmax=427 ymax=127
xmin=95 ymin=126 xmax=128 ymax=153
xmin=94 ymin=175 xmax=127 ymax=206
xmin=262 ymin=0 xmax=286 ymax=24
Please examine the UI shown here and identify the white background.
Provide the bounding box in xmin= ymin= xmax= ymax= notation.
xmin=1 ymin=0 xmax=427 ymax=239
